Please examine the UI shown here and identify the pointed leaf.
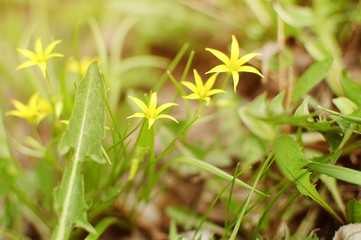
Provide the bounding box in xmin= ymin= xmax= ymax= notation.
xmin=52 ymin=62 xmax=106 ymax=240
xmin=60 ymin=61 xmax=106 ymax=163
xmin=347 ymin=199 xmax=361 ymax=223
xmin=307 ymin=162 xmax=361 ymax=186
xmin=274 ymin=135 xmax=342 ymax=223
xmin=341 ymin=70 xmax=361 ymax=106
xmin=293 ymin=58 xmax=333 ymax=103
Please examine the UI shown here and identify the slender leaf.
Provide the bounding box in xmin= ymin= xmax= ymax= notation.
xmin=307 ymin=162 xmax=361 ymax=186
xmin=84 ymin=217 xmax=120 ymax=240
xmin=52 ymin=62 xmax=106 ymax=240
xmin=274 ymin=135 xmax=342 ymax=223
xmin=173 ymin=156 xmax=268 ymax=197
xmin=341 ymin=70 xmax=361 ymax=106
xmin=347 ymin=199 xmax=361 ymax=223
xmin=292 ymin=58 xmax=333 ymax=103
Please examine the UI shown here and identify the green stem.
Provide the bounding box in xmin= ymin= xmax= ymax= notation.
xmin=229 ymin=152 xmax=273 ymax=240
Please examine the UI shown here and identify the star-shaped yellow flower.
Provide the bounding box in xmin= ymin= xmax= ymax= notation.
xmin=206 ymin=35 xmax=264 ymax=92
xmin=127 ymin=92 xmax=178 ymax=129
xmin=182 ymin=69 xmax=225 ymax=105
xmin=16 ymin=38 xmax=63 ymax=78
xmin=6 ymin=93 xmax=52 ymax=125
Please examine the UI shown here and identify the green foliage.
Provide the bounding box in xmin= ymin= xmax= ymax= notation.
xmin=2 ymin=1 xmax=361 ymax=239
xmin=292 ymin=58 xmax=333 ymax=103
xmin=274 ymin=135 xmax=342 ymax=223
xmin=53 ymin=62 xmax=106 ymax=239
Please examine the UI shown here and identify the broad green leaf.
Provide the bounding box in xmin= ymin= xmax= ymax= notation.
xmin=307 ymin=162 xmax=361 ymax=186
xmin=347 ymin=199 xmax=361 ymax=223
xmin=292 ymin=58 xmax=333 ymax=103
xmin=294 ymin=97 xmax=313 ymax=122
xmin=52 ymin=62 xmax=106 ymax=240
xmin=60 ymin=61 xmax=106 ymax=163
xmin=341 ymin=70 xmax=361 ymax=106
xmin=239 ymin=106 xmax=277 ymax=142
xmin=270 ymin=91 xmax=285 ymax=116
xmin=332 ymin=97 xmax=358 ymax=115
xmin=274 ymin=135 xmax=342 ymax=223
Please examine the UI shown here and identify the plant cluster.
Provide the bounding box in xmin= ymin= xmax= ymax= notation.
xmin=1 ymin=1 xmax=361 ymax=240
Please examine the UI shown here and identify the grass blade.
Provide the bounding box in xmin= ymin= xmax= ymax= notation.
xmin=307 ymin=162 xmax=361 ymax=186
xmin=292 ymin=58 xmax=333 ymax=103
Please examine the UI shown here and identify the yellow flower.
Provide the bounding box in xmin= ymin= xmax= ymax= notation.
xmin=6 ymin=93 xmax=52 ymax=125
xmin=16 ymin=38 xmax=63 ymax=78
xmin=206 ymin=35 xmax=264 ymax=92
xmin=182 ymin=69 xmax=225 ymax=105
xmin=127 ymin=92 xmax=178 ymax=129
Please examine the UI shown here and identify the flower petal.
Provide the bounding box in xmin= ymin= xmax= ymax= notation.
xmin=38 ymin=62 xmax=47 ymax=78
xmin=148 ymin=118 xmax=156 ymax=129
xmin=155 ymin=102 xmax=177 ymax=116
xmin=207 ymin=89 xmax=226 ymax=96
xmin=17 ymin=48 xmax=36 ymax=60
xmin=128 ymin=96 xmax=149 ymax=113
xmin=205 ymin=48 xmax=230 ymax=65
xmin=230 ymin=35 xmax=240 ymax=62
xmin=127 ymin=112 xmax=145 ymax=119
xmin=16 ymin=61 xmax=37 ymax=70
xmin=231 ymin=71 xmax=239 ymax=92
xmin=49 ymin=53 xmax=64 ymax=58
xmin=193 ymin=69 xmax=204 ymax=89
xmin=204 ymin=73 xmax=219 ymax=91
xmin=44 ymin=40 xmax=62 ymax=58
xmin=183 ymin=93 xmax=201 ymax=100
xmin=156 ymin=114 xmax=179 ymax=123
xmin=206 ymin=65 xmax=229 ymax=74
xmin=238 ymin=65 xmax=264 ymax=77
xmin=35 ymin=38 xmax=43 ymax=57
xmin=238 ymin=53 xmax=262 ymax=66
xmin=181 ymin=81 xmax=198 ymax=93
xmin=148 ymin=92 xmax=158 ymax=112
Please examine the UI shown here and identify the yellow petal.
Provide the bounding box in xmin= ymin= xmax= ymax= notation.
xmin=193 ymin=69 xmax=204 ymax=89
xmin=238 ymin=53 xmax=262 ymax=66
xmin=207 ymin=89 xmax=226 ymax=97
xmin=128 ymin=96 xmax=149 ymax=113
xmin=156 ymin=114 xmax=179 ymax=123
xmin=206 ymin=65 xmax=229 ymax=74
xmin=155 ymin=103 xmax=177 ymax=116
xmin=16 ymin=60 xmax=37 ymax=70
xmin=38 ymin=62 xmax=47 ymax=78
xmin=238 ymin=65 xmax=264 ymax=78
xmin=35 ymin=38 xmax=43 ymax=57
xmin=148 ymin=92 xmax=158 ymax=112
xmin=147 ymin=118 xmax=156 ymax=129
xmin=230 ymin=35 xmax=240 ymax=62
xmin=183 ymin=93 xmax=201 ymax=100
xmin=127 ymin=112 xmax=145 ymax=119
xmin=231 ymin=71 xmax=239 ymax=92
xmin=204 ymin=73 xmax=219 ymax=91
xmin=44 ymin=40 xmax=62 ymax=58
xmin=17 ymin=48 xmax=36 ymax=60
xmin=181 ymin=81 xmax=198 ymax=93
xmin=49 ymin=53 xmax=64 ymax=58
xmin=205 ymin=48 xmax=230 ymax=66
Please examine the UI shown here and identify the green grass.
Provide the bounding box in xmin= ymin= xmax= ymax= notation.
xmin=1 ymin=0 xmax=361 ymax=239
